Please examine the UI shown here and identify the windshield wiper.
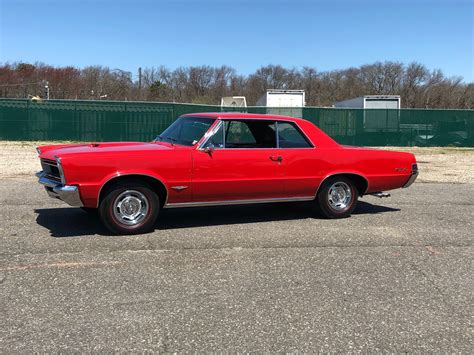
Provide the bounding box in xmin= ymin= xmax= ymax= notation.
xmin=155 ymin=135 xmax=175 ymax=146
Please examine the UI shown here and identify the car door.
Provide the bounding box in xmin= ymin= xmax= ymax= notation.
xmin=276 ymin=120 xmax=323 ymax=198
xmin=192 ymin=119 xmax=285 ymax=202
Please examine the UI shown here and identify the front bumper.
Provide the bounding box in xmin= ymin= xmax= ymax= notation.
xmin=36 ymin=171 xmax=83 ymax=207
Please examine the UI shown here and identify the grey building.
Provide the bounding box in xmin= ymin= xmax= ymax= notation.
xmin=334 ymin=95 xmax=401 ymax=109
xmin=334 ymin=95 xmax=401 ymax=132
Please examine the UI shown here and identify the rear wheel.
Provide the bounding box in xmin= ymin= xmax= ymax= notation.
xmin=316 ymin=176 xmax=358 ymax=218
xmin=99 ymin=181 xmax=159 ymax=235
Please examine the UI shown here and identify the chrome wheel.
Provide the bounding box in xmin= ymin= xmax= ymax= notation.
xmin=113 ymin=190 xmax=149 ymax=226
xmin=327 ymin=181 xmax=352 ymax=211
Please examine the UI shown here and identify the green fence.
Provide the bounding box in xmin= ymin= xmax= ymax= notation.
xmin=0 ymin=98 xmax=473 ymax=146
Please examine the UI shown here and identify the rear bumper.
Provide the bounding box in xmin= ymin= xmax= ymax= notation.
xmin=403 ymin=164 xmax=419 ymax=188
xmin=36 ymin=171 xmax=83 ymax=207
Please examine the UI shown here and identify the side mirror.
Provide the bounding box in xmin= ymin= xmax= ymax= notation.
xmin=202 ymin=145 xmax=215 ymax=154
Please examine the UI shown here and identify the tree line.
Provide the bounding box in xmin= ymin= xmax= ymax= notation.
xmin=0 ymin=61 xmax=472 ymax=108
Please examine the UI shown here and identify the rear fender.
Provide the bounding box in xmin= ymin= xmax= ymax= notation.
xmin=316 ymin=171 xmax=369 ymax=196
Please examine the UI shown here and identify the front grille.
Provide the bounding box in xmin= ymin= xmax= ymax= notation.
xmin=41 ymin=159 xmax=62 ymax=183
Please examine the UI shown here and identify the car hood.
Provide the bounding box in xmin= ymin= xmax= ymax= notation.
xmin=38 ymin=141 xmax=177 ymax=160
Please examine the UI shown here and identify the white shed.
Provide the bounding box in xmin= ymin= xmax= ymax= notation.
xmin=220 ymin=96 xmax=247 ymax=108
xmin=256 ymin=89 xmax=305 ymax=118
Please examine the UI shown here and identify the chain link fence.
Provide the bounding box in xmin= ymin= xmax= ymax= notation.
xmin=0 ymin=99 xmax=472 ymax=146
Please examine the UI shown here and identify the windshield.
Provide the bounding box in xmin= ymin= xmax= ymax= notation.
xmin=155 ymin=116 xmax=215 ymax=146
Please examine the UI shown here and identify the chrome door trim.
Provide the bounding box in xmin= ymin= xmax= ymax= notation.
xmin=195 ymin=118 xmax=317 ymax=151
xmin=197 ymin=120 xmax=224 ymax=150
xmin=163 ymin=196 xmax=314 ymax=209
xmin=275 ymin=121 xmax=280 ymax=148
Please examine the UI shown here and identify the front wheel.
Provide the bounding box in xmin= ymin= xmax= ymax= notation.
xmin=316 ymin=177 xmax=358 ymax=219
xmin=99 ymin=181 xmax=160 ymax=235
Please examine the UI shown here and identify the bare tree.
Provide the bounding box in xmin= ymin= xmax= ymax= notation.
xmin=0 ymin=61 xmax=471 ymax=108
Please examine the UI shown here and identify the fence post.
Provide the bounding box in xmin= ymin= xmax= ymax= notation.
xmin=26 ymin=98 xmax=30 ymax=141
xmin=74 ymin=100 xmax=77 ymax=141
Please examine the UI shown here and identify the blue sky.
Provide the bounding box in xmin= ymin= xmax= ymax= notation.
xmin=1 ymin=0 xmax=473 ymax=81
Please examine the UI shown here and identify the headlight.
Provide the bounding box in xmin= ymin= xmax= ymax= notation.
xmin=55 ymin=156 xmax=66 ymax=185
xmin=36 ymin=147 xmax=41 ymax=156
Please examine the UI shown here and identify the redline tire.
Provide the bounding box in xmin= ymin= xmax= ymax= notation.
xmin=99 ymin=181 xmax=159 ymax=235
xmin=316 ymin=176 xmax=358 ymax=219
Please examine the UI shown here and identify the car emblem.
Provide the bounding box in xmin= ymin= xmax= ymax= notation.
xmin=171 ymin=186 xmax=189 ymax=191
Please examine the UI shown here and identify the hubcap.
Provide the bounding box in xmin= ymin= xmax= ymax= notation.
xmin=113 ymin=190 xmax=149 ymax=226
xmin=327 ymin=181 xmax=352 ymax=211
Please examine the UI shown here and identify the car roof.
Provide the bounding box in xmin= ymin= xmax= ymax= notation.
xmin=180 ymin=112 xmax=308 ymax=123
xmin=180 ymin=111 xmax=340 ymax=148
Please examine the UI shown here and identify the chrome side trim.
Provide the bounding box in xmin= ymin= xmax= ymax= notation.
xmin=36 ymin=171 xmax=83 ymax=207
xmin=163 ymin=196 xmax=314 ymax=209
xmin=369 ymin=192 xmax=391 ymax=198
xmin=171 ymin=185 xmax=189 ymax=191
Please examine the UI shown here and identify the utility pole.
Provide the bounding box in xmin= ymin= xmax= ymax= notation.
xmin=138 ymin=67 xmax=142 ymax=100
xmin=44 ymin=81 xmax=50 ymax=100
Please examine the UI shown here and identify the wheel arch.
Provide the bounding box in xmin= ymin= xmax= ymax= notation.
xmin=316 ymin=172 xmax=369 ymax=197
xmin=97 ymin=174 xmax=168 ymax=208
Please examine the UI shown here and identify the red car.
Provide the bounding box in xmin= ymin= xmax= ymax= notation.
xmin=36 ymin=113 xmax=418 ymax=235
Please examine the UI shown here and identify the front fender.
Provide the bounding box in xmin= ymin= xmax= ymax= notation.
xmin=79 ymin=170 xmax=169 ymax=208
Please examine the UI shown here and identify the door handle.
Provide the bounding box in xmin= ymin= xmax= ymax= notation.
xmin=269 ymin=155 xmax=283 ymax=162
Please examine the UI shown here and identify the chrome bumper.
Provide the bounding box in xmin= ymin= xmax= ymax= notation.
xmin=403 ymin=170 xmax=418 ymax=188
xmin=36 ymin=171 xmax=83 ymax=207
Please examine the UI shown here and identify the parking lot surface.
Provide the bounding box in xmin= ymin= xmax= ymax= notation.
xmin=1 ymin=178 xmax=472 ymax=352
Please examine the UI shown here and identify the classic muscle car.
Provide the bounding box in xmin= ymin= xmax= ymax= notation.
xmin=36 ymin=113 xmax=418 ymax=234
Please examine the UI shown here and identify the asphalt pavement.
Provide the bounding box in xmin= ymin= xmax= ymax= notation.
xmin=0 ymin=178 xmax=472 ymax=352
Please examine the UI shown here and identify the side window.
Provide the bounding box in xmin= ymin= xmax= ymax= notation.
xmin=203 ymin=122 xmax=224 ymax=148
xmin=277 ymin=122 xmax=312 ymax=148
xmin=225 ymin=120 xmax=276 ymax=148
xmin=226 ymin=121 xmax=256 ymax=146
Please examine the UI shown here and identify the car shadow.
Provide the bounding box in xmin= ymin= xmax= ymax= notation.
xmin=352 ymin=200 xmax=400 ymax=215
xmin=34 ymin=208 xmax=110 ymax=238
xmin=34 ymin=200 xmax=399 ymax=238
